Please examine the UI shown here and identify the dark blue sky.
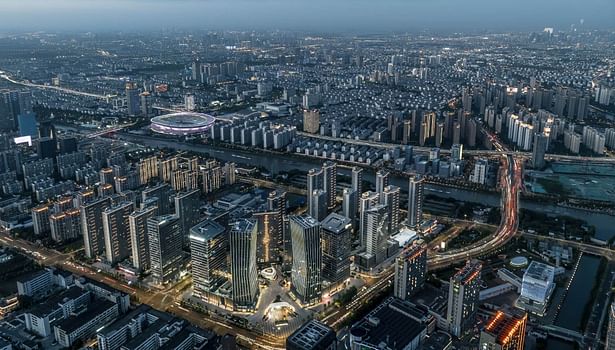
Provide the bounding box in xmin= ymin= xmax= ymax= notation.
xmin=1 ymin=0 xmax=613 ymax=33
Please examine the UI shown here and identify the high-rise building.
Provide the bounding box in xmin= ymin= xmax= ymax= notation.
xmin=447 ymin=260 xmax=482 ymax=337
xmin=174 ymin=190 xmax=201 ymax=246
xmin=139 ymin=92 xmax=152 ymax=118
xmin=129 ymin=207 xmax=156 ymax=271
xmin=307 ymin=168 xmax=324 ymax=218
xmin=57 ymin=135 xmax=78 ymax=155
xmin=451 ymin=143 xmax=463 ymax=162
xmin=531 ymin=133 xmax=548 ymax=169
xmin=407 ymin=175 xmax=424 ymax=227
xmin=190 ymin=220 xmax=228 ymax=300
xmin=266 ymin=191 xmax=286 ymax=261
xmin=322 ymin=161 xmax=337 ymax=209
xmin=341 ymin=188 xmax=357 ymax=227
xmin=359 ymin=191 xmax=380 ymax=249
xmin=229 ymin=219 xmax=259 ymax=311
xmin=381 ymin=185 xmax=401 ymax=235
xmin=606 ymin=302 xmax=615 ymax=350
xmin=125 ymin=82 xmax=141 ymax=116
xmin=375 ymin=170 xmax=389 ymax=195
xmin=479 ymin=310 xmax=527 ymax=350
xmin=303 ymin=110 xmax=320 ymax=134
xmin=142 ymin=183 xmax=173 ymax=215
xmin=81 ymin=197 xmax=112 ymax=259
xmin=286 ymin=320 xmax=337 ymax=350
xmin=31 ymin=204 xmax=51 ymax=236
xmin=254 ymin=211 xmax=281 ymax=266
xmin=50 ymin=209 xmax=81 ymax=243
xmin=147 ymin=215 xmax=183 ymax=284
xmin=37 ymin=137 xmax=56 ymax=160
xmin=471 ymin=159 xmax=489 ymax=185
xmin=102 ymin=202 xmax=134 ymax=264
xmin=351 ymin=167 xmax=363 ymax=195
xmin=394 ymin=244 xmax=427 ymax=300
xmin=364 ymin=204 xmax=390 ymax=265
xmin=351 ymin=166 xmax=363 ymax=217
xmin=320 ymin=213 xmax=352 ymax=285
xmin=290 ymin=215 xmax=321 ymax=305
xmin=309 ymin=189 xmax=327 ymax=221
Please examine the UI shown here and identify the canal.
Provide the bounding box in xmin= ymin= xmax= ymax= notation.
xmin=117 ymin=133 xmax=615 ymax=241
xmin=554 ymin=254 xmax=603 ymax=333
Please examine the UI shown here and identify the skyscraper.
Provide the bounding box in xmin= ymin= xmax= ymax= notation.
xmin=50 ymin=209 xmax=81 ymax=243
xmin=375 ymin=170 xmax=389 ymax=195
xmin=254 ymin=211 xmax=280 ymax=265
xmin=102 ymin=201 xmax=134 ymax=264
xmin=81 ymin=197 xmax=111 ymax=259
xmin=290 ymin=215 xmax=321 ymax=305
xmin=147 ymin=215 xmax=183 ymax=284
xmin=129 ymin=207 xmax=156 ymax=271
xmin=451 ymin=143 xmax=463 ymax=162
xmin=229 ymin=219 xmax=259 ymax=311
xmin=125 ymin=82 xmax=141 ymax=116
xmin=381 ymin=185 xmax=401 ymax=235
xmin=447 ymin=260 xmax=482 ymax=337
xmin=37 ymin=137 xmax=56 ymax=160
xmin=359 ymin=191 xmax=380 ymax=249
xmin=407 ymin=175 xmax=424 ymax=227
xmin=320 ymin=213 xmax=352 ymax=285
xmin=531 ymin=133 xmax=548 ymax=169
xmin=322 ymin=161 xmax=337 ymax=209
xmin=307 ymin=168 xmax=324 ymax=218
xmin=479 ymin=310 xmax=527 ymax=350
xmin=174 ymin=190 xmax=201 ymax=246
xmin=267 ymin=190 xmax=286 ymax=260
xmin=31 ymin=204 xmax=51 ymax=237
xmin=142 ymin=183 xmax=173 ymax=215
xmin=139 ymin=92 xmax=152 ymax=118
xmin=394 ymin=244 xmax=427 ymax=300
xmin=309 ymin=189 xmax=327 ymax=221
xmin=351 ymin=167 xmax=363 ymax=195
xmin=341 ymin=188 xmax=357 ymax=226
xmin=364 ymin=204 xmax=390 ymax=265
xmin=190 ymin=220 xmax=228 ymax=300
xmin=351 ymin=166 xmax=363 ymax=217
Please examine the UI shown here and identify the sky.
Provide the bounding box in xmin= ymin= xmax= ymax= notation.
xmin=0 ymin=0 xmax=613 ymax=33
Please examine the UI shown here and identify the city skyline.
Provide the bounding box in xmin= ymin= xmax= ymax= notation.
xmin=0 ymin=4 xmax=614 ymax=349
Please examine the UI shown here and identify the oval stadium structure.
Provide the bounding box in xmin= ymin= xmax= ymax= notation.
xmin=150 ymin=112 xmax=215 ymax=136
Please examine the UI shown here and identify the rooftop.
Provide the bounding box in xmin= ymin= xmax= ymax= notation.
xmin=55 ymin=300 xmax=116 ymax=333
xmin=321 ymin=213 xmax=351 ymax=234
xmin=350 ymin=297 xmax=426 ymax=349
xmin=523 ymin=261 xmax=555 ymax=283
xmin=190 ymin=220 xmax=225 ymax=241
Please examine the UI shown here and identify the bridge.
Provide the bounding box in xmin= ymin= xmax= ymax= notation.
xmin=521 ymin=232 xmax=615 ymax=260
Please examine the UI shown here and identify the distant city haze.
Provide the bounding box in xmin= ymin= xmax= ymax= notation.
xmin=0 ymin=0 xmax=613 ymax=33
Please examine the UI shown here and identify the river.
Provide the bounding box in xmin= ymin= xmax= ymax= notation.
xmin=554 ymin=254 xmax=603 ymax=332
xmin=117 ymin=133 xmax=615 ymax=241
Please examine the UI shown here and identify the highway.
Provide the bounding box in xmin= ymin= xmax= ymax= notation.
xmin=321 ymin=153 xmax=523 ymax=329
xmin=0 ymin=72 xmax=113 ymax=100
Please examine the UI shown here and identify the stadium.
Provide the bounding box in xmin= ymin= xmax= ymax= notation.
xmin=150 ymin=112 xmax=215 ymax=136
